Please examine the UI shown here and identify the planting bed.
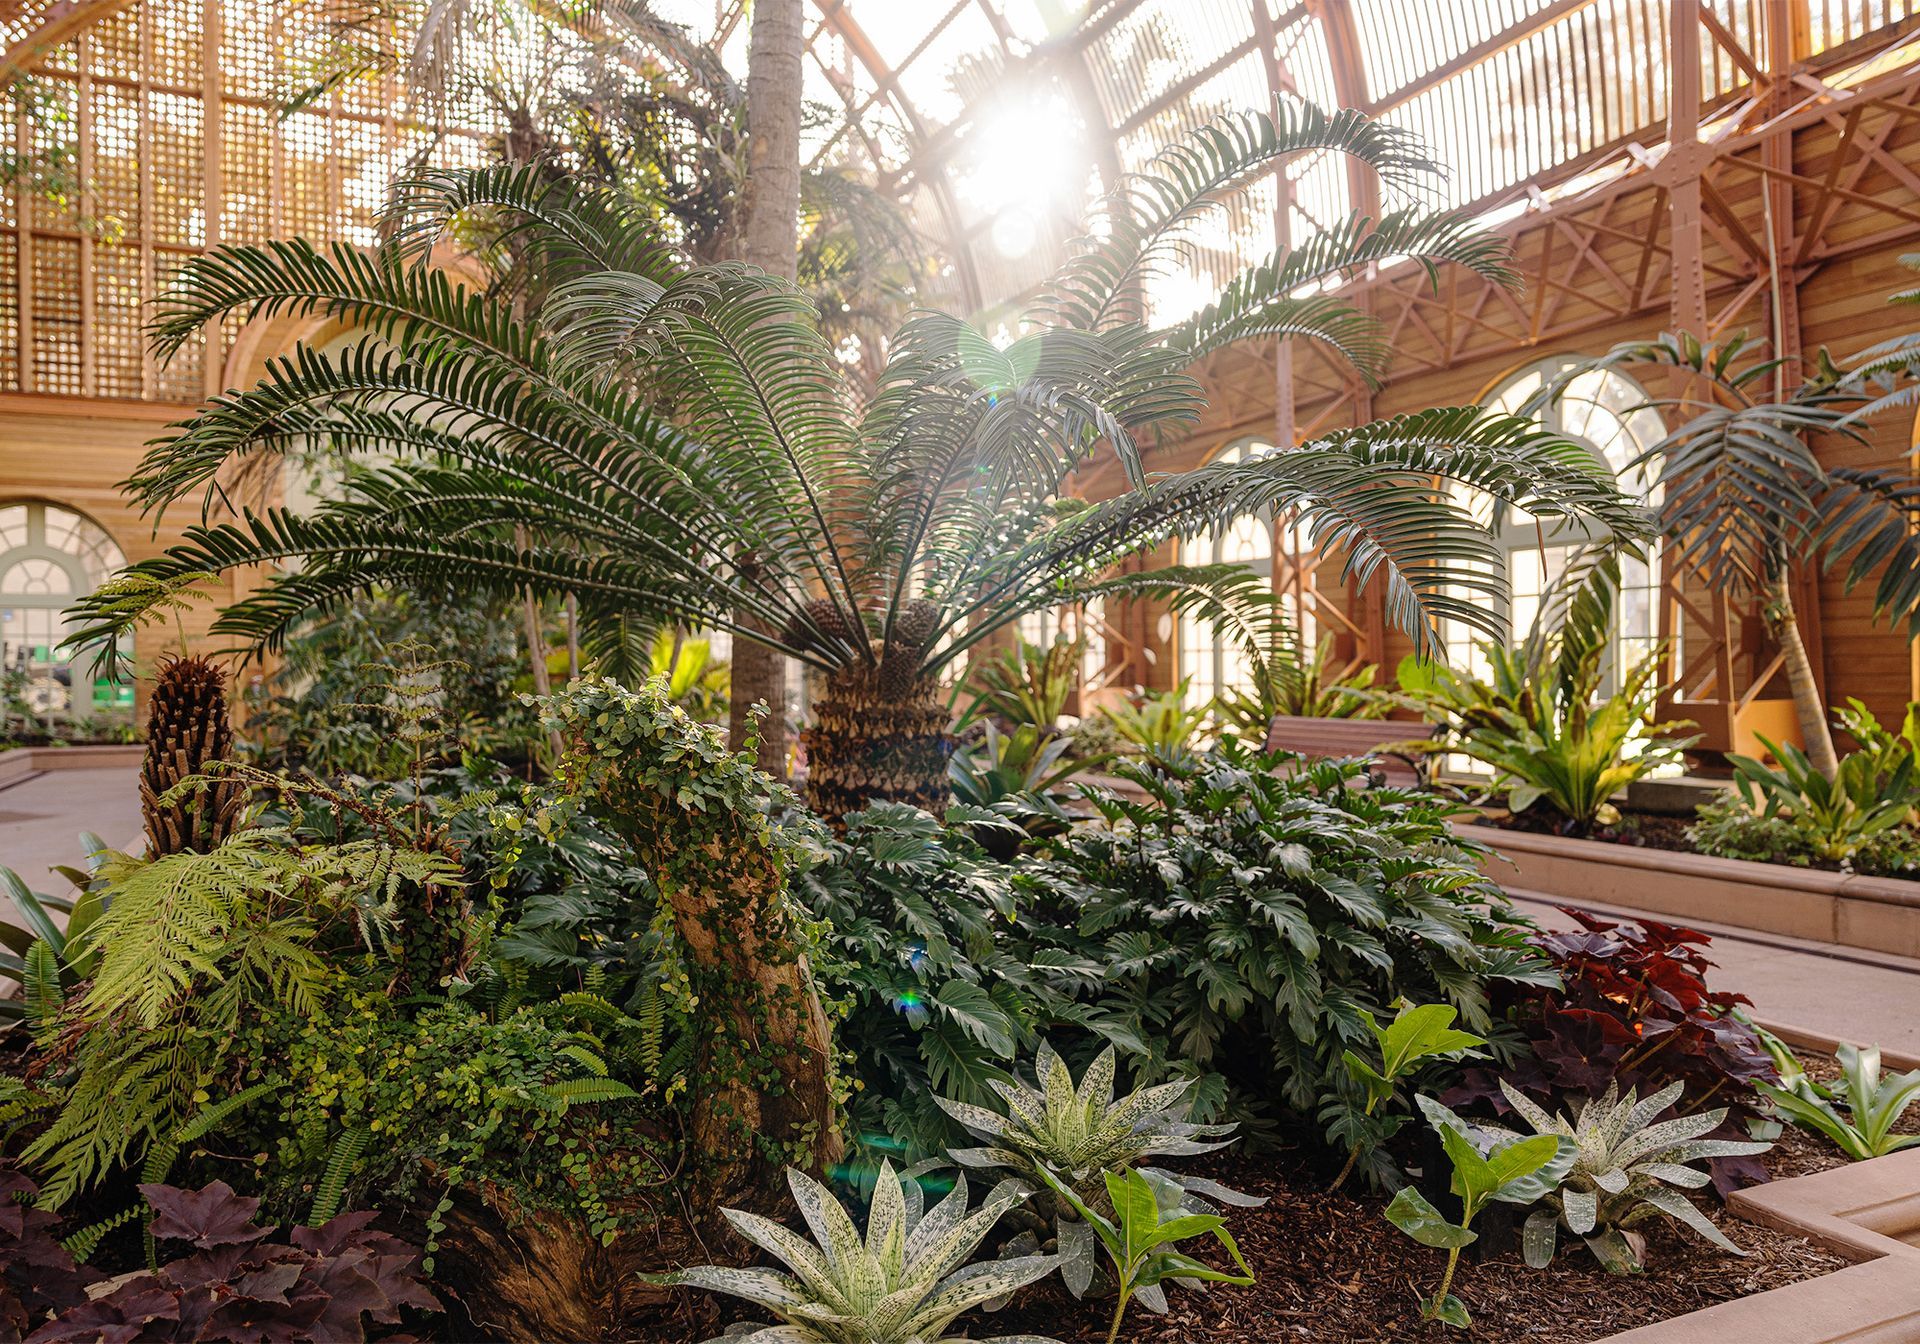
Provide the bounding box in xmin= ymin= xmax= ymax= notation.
xmin=983 ymin=1154 xmax=1841 ymax=1344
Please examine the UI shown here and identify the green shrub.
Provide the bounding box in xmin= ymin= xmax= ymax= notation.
xmin=1397 ymin=553 xmax=1696 ymax=833
xmin=1019 ymin=743 xmax=1554 ymax=1156
xmin=798 ymin=805 xmax=1096 ymax=1155
xmin=1691 ymin=734 xmax=1920 ymax=874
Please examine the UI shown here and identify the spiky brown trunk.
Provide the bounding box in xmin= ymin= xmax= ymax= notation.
xmin=801 ymin=661 xmax=954 ymax=821
xmin=140 ymin=656 xmax=244 ymax=858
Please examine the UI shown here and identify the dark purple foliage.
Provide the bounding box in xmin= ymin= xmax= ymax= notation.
xmin=1447 ymin=909 xmax=1780 ymax=1190
xmin=24 ymin=1182 xmax=439 ymax=1344
xmin=0 ymin=1165 xmax=100 ymax=1337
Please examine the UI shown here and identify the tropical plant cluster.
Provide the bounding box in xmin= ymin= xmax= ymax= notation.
xmin=13 ymin=45 xmax=1920 ymax=1340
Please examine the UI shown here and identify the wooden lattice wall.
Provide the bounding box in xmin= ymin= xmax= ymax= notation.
xmin=1 ymin=0 xmax=489 ymax=403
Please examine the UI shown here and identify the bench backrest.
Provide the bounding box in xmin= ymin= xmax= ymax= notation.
xmin=1263 ymin=715 xmax=1434 ymax=786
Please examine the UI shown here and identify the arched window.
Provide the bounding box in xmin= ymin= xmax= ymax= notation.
xmin=1176 ymin=439 xmax=1277 ymax=702
xmin=1440 ymin=357 xmax=1664 ymax=685
xmin=0 ymin=502 xmax=132 ymax=716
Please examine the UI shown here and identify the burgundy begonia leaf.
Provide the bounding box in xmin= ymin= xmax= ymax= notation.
xmin=141 ymin=1183 xmax=272 ymax=1249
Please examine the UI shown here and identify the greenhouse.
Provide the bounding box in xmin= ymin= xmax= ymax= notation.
xmin=2 ymin=0 xmax=1920 ymax=1339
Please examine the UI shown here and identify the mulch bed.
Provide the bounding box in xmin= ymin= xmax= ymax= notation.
xmin=637 ymin=1130 xmax=1853 ymax=1344
xmin=982 ymin=1151 xmax=1843 ymax=1344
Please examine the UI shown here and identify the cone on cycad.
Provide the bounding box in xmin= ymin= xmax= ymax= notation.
xmin=140 ymin=655 xmax=245 ymax=857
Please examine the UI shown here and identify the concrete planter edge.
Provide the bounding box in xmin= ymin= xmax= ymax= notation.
xmin=1465 ymin=824 xmax=1920 ymax=961
xmin=1600 ymin=1150 xmax=1920 ymax=1341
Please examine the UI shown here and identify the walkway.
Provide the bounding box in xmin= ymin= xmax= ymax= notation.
xmin=1512 ymin=891 xmax=1920 ymax=1068
xmin=0 ymin=766 xmax=141 ymax=912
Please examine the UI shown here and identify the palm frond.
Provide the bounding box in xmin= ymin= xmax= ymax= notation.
xmin=1033 ymin=103 xmax=1441 ymax=332
xmin=1813 ymin=466 xmax=1920 ymax=634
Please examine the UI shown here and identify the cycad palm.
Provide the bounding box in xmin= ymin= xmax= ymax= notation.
xmin=1553 ymin=285 xmax=1920 ymax=776
xmin=76 ymin=104 xmax=1645 ymax=817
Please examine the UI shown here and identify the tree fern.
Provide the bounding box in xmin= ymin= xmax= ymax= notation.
xmin=75 ymin=837 xmax=296 ymax=1029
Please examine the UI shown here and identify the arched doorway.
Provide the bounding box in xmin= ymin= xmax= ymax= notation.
xmin=0 ymin=502 xmax=133 ymax=718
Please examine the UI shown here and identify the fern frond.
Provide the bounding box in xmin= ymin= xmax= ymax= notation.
xmin=23 ymin=941 xmax=62 ymax=1040
xmin=62 ymin=1205 xmax=140 ymax=1263
xmin=140 ymin=1080 xmax=285 ymax=1185
xmin=535 ymin=1077 xmax=640 ymax=1112
xmin=556 ymin=1044 xmax=610 ymax=1077
xmin=309 ymin=1127 xmax=371 ymax=1226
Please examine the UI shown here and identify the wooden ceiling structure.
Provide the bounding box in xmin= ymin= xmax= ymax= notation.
xmin=2 ymin=0 xmax=1919 ymax=740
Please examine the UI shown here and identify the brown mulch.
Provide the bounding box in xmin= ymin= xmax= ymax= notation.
xmin=980 ymin=1152 xmax=1844 ymax=1344
xmin=634 ymin=1136 xmax=1850 ymax=1344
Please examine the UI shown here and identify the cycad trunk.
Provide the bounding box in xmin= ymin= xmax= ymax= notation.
xmin=724 ymin=0 xmax=804 ymax=777
xmin=801 ymin=661 xmax=955 ymax=820
xmin=141 ymin=655 xmax=244 ymax=857
xmin=1762 ymin=571 xmax=1839 ymax=778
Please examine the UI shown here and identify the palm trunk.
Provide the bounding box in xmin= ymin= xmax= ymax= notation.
xmin=801 ymin=661 xmax=955 ymax=821
xmin=724 ymin=0 xmax=804 ymax=776
xmin=1762 ymin=570 xmax=1839 ymax=777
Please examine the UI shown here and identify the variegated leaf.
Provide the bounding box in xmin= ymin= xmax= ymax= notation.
xmin=902 ymin=1253 xmax=1061 ymax=1338
xmin=1563 ymin=1186 xmax=1598 ymax=1234
xmin=1637 ymin=1185 xmax=1746 ymax=1255
xmin=934 ymin=1095 xmax=1010 ymax=1141
xmin=868 ymin=1166 xmax=909 ymax=1282
xmin=1522 ymin=1207 xmax=1558 ymax=1268
xmin=719 ymin=1209 xmax=848 ymax=1310
xmin=1058 ymin=1216 xmax=1098 ymax=1298
xmin=668 ymin=1265 xmax=809 ymax=1313
xmin=1632 ymin=1161 xmax=1711 ymax=1189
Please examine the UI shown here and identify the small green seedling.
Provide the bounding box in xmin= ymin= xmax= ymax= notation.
xmin=1384 ymin=1114 xmax=1566 ymax=1328
xmin=1036 ymin=1165 xmax=1254 ymax=1344
xmin=1333 ymin=1002 xmax=1486 ymax=1188
xmin=1758 ymin=1042 xmax=1920 ymax=1161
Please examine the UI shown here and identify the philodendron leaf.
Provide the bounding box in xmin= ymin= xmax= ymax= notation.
xmin=1428 ymin=1293 xmax=1472 ymax=1328
xmin=1377 ymin=1003 xmax=1485 ymax=1076
xmin=1384 ymin=1188 xmax=1476 ymax=1250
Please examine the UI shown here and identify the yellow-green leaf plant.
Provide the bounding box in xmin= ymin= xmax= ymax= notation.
xmin=1034 ymin=1164 xmax=1255 ymax=1344
xmin=1331 ymin=1001 xmax=1486 ymax=1189
xmin=1384 ymin=1110 xmax=1567 ymax=1328
xmin=1757 ymin=1042 xmax=1920 ymax=1161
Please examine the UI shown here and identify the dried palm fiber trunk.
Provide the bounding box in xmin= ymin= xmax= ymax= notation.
xmin=140 ymin=655 xmax=245 ymax=857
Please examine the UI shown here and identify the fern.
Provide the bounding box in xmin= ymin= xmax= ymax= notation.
xmin=632 ymin=979 xmax=667 ymax=1079
xmin=309 ymin=1127 xmax=371 ymax=1226
xmin=141 ymin=1080 xmax=285 ymax=1186
xmin=76 ymin=836 xmax=297 ymax=1028
xmin=555 ymin=1044 xmax=609 ymax=1077
xmin=61 ymin=1204 xmax=141 ymax=1263
xmin=25 ymin=1024 xmax=203 ymax=1207
xmin=534 ymin=1077 xmax=639 ymax=1112
xmin=23 ymin=940 xmax=62 ymax=1039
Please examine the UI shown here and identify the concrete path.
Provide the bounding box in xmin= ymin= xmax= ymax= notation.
xmin=1513 ymin=890 xmax=1920 ymax=1067
xmin=0 ymin=766 xmax=141 ymax=909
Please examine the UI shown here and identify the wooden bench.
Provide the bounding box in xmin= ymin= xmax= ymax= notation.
xmin=1262 ymin=715 xmax=1436 ymax=788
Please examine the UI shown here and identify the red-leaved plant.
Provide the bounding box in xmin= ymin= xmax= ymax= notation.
xmin=24 ymin=1181 xmax=439 ymax=1343
xmin=1446 ymin=909 xmax=1778 ymax=1190
xmin=0 ymin=1166 xmax=98 ymax=1337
